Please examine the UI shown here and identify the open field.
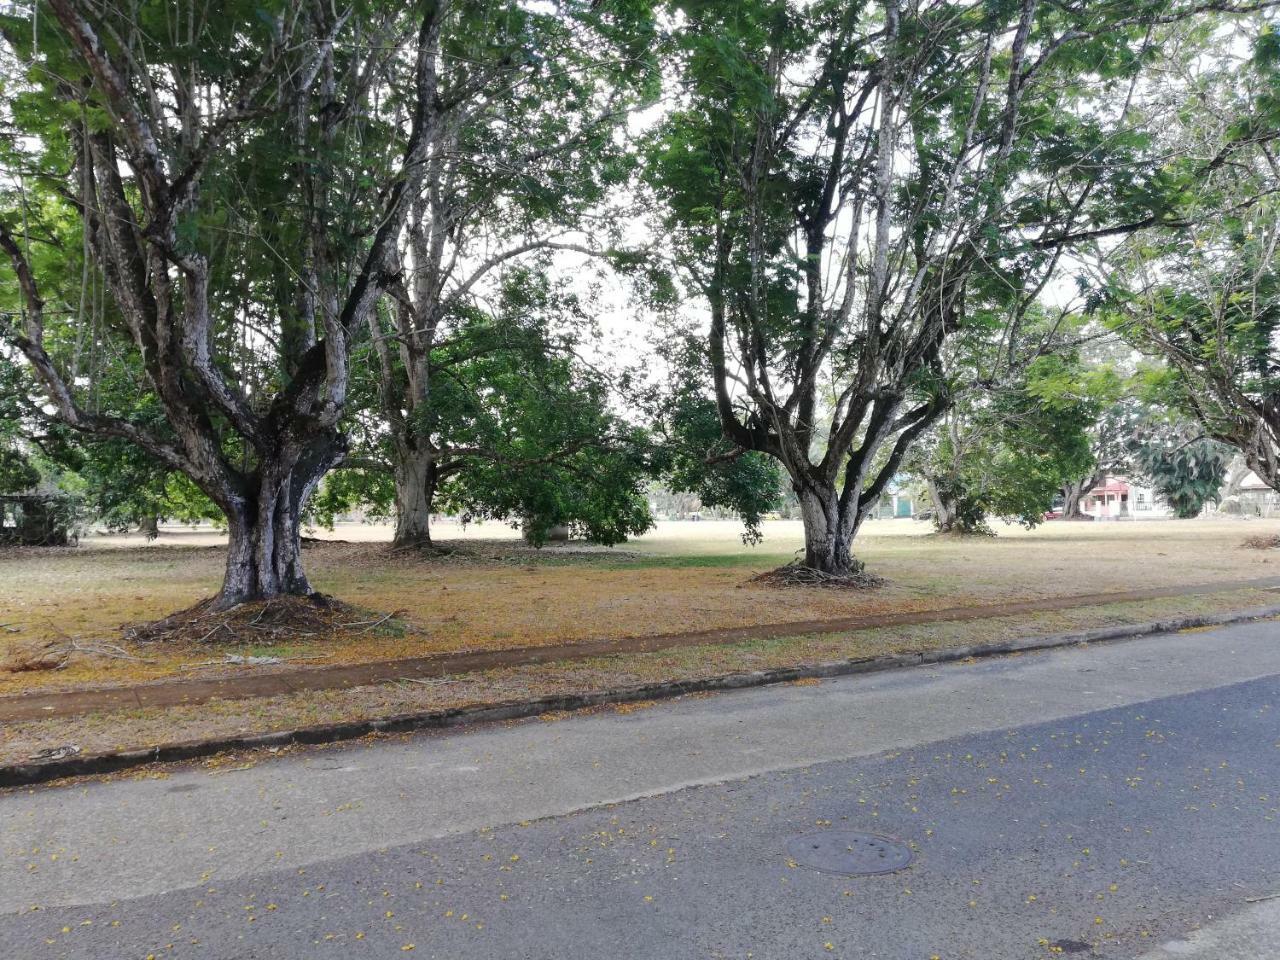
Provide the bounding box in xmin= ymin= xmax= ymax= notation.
xmin=2 ymin=516 xmax=1279 ymax=697
xmin=4 ymin=517 xmax=1280 ymax=767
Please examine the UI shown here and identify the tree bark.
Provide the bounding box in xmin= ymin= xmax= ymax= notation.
xmin=1061 ymin=483 xmax=1084 ymax=518
xmin=926 ymin=479 xmax=959 ymax=533
xmin=1061 ymin=471 xmax=1101 ymax=519
xmin=210 ymin=436 xmax=345 ymax=609
xmin=797 ymin=483 xmax=860 ymax=575
xmin=220 ymin=507 xmax=309 ymax=609
xmin=1223 ymin=455 xmax=1250 ymax=497
xmin=393 ymin=448 xmax=438 ymax=548
xmin=139 ymin=515 xmax=160 ymax=540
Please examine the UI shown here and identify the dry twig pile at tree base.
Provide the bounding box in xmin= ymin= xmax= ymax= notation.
xmin=749 ymin=562 xmax=885 ymax=590
xmin=0 ymin=593 xmax=405 ymax=674
xmin=122 ymin=594 xmax=403 ymax=645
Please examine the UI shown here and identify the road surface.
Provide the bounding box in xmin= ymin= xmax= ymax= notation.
xmin=3 ymin=619 xmax=1279 ymax=959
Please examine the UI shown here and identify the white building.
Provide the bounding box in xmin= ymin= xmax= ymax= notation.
xmin=1077 ymin=476 xmax=1174 ymax=520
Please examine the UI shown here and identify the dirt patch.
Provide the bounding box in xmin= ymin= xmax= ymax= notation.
xmin=120 ymin=593 xmax=398 ymax=645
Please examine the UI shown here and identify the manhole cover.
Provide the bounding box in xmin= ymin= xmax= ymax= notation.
xmin=785 ymin=830 xmax=913 ymax=876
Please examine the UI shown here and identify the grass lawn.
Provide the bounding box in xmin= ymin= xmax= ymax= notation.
xmin=3 ymin=516 xmax=1280 ymax=767
xmin=1 ymin=516 xmax=1278 ymax=698
xmin=2 ymin=588 xmax=1276 ymax=768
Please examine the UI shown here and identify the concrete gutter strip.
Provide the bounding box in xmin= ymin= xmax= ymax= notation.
xmin=3 ymin=603 xmax=1279 ymax=790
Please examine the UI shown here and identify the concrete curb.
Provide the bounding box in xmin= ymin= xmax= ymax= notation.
xmin=4 ymin=602 xmax=1279 ymax=790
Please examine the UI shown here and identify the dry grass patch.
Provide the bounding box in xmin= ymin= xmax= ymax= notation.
xmin=1 ymin=517 xmax=1278 ymax=696
xmin=1 ymin=587 xmax=1273 ymax=769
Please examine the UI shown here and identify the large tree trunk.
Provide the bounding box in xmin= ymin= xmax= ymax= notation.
xmin=393 ymin=448 xmax=438 ymax=548
xmin=213 ymin=438 xmax=344 ymax=610
xmin=797 ymin=483 xmax=860 ymax=575
xmin=1061 ymin=471 xmax=1101 ymax=520
xmin=220 ymin=507 xmax=310 ymax=609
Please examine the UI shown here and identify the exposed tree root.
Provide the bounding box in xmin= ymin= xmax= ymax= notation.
xmin=1 ymin=635 xmax=158 ymax=673
xmin=301 ymin=536 xmax=350 ymax=547
xmin=121 ymin=594 xmax=403 ymax=645
xmin=749 ymin=562 xmax=885 ymax=589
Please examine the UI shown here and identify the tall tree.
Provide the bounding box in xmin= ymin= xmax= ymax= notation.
xmin=646 ymin=0 xmax=1221 ymax=579
xmin=349 ymin=267 xmax=656 ymax=546
xmin=365 ymin=0 xmax=657 ymax=548
xmin=0 ymin=0 xmax=449 ymax=608
xmin=914 ymin=353 xmax=1097 ymax=535
xmin=1105 ymin=12 xmax=1280 ymax=488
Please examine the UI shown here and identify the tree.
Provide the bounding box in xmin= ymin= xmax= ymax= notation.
xmin=364 ymin=0 xmax=657 ymax=548
xmin=645 ymin=0 xmax=1223 ymax=579
xmin=1107 ymin=12 xmax=1280 ymax=490
xmin=335 ymin=265 xmax=659 ymax=547
xmin=652 ymin=385 xmax=785 ymax=545
xmin=414 ymin=271 xmax=655 ymax=546
xmin=1051 ymin=362 xmax=1135 ymax=519
xmin=0 ymin=0 xmax=452 ymax=608
xmin=916 ymin=354 xmax=1097 ymax=535
xmin=1130 ymin=421 xmax=1230 ymax=518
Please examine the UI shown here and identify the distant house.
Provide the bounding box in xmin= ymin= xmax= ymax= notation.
xmin=869 ymin=485 xmax=921 ymax=520
xmin=1222 ymin=471 xmax=1280 ymax=517
xmin=1077 ymin=476 xmax=1173 ymax=520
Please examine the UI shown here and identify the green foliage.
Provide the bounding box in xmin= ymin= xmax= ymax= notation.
xmin=423 ymin=271 xmax=654 ymax=546
xmin=0 ymin=354 xmax=75 ymax=495
xmin=1130 ymin=423 xmax=1231 ymax=519
xmin=75 ymin=438 xmax=222 ymax=531
xmin=655 ymin=392 xmax=784 ymax=545
xmin=1106 ymin=14 xmax=1280 ymax=480
xmin=0 ymin=446 xmax=37 ymax=494
xmin=649 ymin=336 xmax=784 ymax=544
xmin=307 ymin=470 xmax=396 ymax=532
xmin=983 ymin=359 xmax=1098 ymax=526
xmin=916 ymin=351 xmax=1101 ymax=533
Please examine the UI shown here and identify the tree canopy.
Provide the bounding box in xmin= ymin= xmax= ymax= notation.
xmin=641 ymin=0 xmax=1245 ymax=576
xmin=0 ymin=0 xmax=1276 ymax=615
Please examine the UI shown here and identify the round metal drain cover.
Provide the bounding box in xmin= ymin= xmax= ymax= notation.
xmin=785 ymin=830 xmax=913 ymax=876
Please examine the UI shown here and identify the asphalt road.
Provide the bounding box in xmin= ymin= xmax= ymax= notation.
xmin=3 ymin=619 xmax=1279 ymax=959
